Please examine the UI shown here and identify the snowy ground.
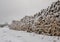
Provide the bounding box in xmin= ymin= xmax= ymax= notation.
xmin=0 ymin=26 xmax=60 ymax=42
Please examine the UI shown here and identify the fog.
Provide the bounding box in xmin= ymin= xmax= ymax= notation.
xmin=0 ymin=0 xmax=57 ymax=23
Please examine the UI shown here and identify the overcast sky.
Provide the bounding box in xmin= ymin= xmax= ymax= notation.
xmin=0 ymin=0 xmax=57 ymax=23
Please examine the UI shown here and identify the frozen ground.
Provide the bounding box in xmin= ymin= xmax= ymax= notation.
xmin=0 ymin=26 xmax=60 ymax=42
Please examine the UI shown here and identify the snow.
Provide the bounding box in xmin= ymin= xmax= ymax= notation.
xmin=0 ymin=27 xmax=60 ymax=42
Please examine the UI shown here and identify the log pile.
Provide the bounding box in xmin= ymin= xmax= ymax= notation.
xmin=9 ymin=0 xmax=60 ymax=36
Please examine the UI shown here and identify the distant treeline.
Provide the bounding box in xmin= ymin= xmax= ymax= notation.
xmin=0 ymin=23 xmax=8 ymax=27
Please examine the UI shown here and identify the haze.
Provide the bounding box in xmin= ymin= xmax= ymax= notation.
xmin=0 ymin=0 xmax=57 ymax=23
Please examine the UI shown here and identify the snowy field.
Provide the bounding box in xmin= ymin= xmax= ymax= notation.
xmin=0 ymin=26 xmax=60 ymax=42
xmin=0 ymin=0 xmax=60 ymax=42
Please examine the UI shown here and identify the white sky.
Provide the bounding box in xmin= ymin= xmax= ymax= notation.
xmin=0 ymin=0 xmax=57 ymax=23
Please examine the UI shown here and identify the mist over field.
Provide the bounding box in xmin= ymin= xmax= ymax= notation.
xmin=0 ymin=0 xmax=57 ymax=23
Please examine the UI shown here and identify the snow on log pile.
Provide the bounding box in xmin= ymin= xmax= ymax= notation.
xmin=8 ymin=0 xmax=60 ymax=36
